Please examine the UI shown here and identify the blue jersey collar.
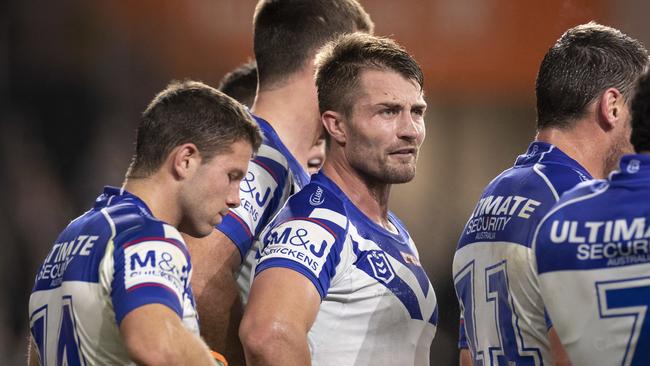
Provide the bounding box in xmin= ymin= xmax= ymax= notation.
xmin=311 ymin=172 xmax=410 ymax=243
xmin=95 ymin=186 xmax=154 ymax=217
xmin=514 ymin=141 xmax=591 ymax=179
xmin=610 ymin=154 xmax=650 ymax=184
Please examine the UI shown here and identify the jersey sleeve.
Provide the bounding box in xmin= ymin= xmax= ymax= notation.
xmin=254 ymin=216 xmax=345 ymax=299
xmin=110 ymin=236 xmax=191 ymax=325
xmin=216 ymin=156 xmax=289 ymax=261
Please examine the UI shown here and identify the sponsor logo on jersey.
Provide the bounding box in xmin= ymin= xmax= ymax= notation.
xmin=548 ymin=217 xmax=650 ymax=265
xmin=309 ymin=186 xmax=325 ymax=206
xmin=36 ymin=235 xmax=100 ymax=286
xmin=465 ymin=195 xmax=541 ymax=240
xmin=238 ymin=168 xmax=275 ymax=226
xmin=124 ymin=240 xmax=189 ymax=299
xmin=260 ymin=219 xmax=336 ymax=276
xmin=627 ymin=159 xmax=641 ymax=174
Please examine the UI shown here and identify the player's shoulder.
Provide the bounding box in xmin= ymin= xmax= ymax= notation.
xmin=555 ymin=179 xmax=609 ymax=207
xmin=278 ymin=178 xmax=347 ymax=222
xmin=535 ymin=160 xmax=590 ymax=194
xmin=103 ymin=197 xmax=185 ymax=250
xmin=533 ymin=180 xmax=608 ymax=252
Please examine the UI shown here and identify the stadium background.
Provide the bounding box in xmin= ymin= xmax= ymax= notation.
xmin=2 ymin=0 xmax=649 ymax=364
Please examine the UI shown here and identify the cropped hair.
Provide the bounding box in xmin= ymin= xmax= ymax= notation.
xmin=536 ymin=22 xmax=648 ymax=129
xmin=631 ymin=71 xmax=650 ymax=152
xmin=218 ymin=60 xmax=258 ymax=108
xmin=127 ymin=80 xmax=262 ymax=178
xmin=253 ymin=0 xmax=374 ymax=89
xmin=315 ymin=32 xmax=423 ymax=118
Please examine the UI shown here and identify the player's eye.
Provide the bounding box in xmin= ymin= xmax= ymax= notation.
xmin=229 ymin=172 xmax=242 ymax=182
xmin=379 ymin=108 xmax=398 ymax=117
xmin=411 ymin=108 xmax=425 ymax=117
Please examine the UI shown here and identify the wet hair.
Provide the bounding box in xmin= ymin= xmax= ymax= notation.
xmin=536 ymin=22 xmax=648 ymax=129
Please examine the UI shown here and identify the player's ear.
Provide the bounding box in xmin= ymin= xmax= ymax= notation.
xmin=171 ymin=143 xmax=201 ymax=180
xmin=322 ymin=110 xmax=347 ymax=145
xmin=597 ymin=87 xmax=624 ymax=132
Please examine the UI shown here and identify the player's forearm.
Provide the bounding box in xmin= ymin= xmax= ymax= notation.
xmin=28 ymin=337 xmax=39 ymax=366
xmin=459 ymin=348 xmax=473 ymax=366
xmin=186 ymin=230 xmax=245 ymax=363
xmin=193 ymin=269 xmax=245 ymax=363
xmin=127 ymin=327 xmax=217 ymax=366
xmin=548 ymin=327 xmax=572 ymax=366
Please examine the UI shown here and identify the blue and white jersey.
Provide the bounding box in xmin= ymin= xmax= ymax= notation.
xmin=216 ymin=115 xmax=310 ymax=301
xmin=453 ymin=142 xmax=591 ymax=365
xmin=28 ymin=187 xmax=198 ymax=365
xmin=254 ymin=172 xmax=437 ymax=366
xmin=534 ymin=154 xmax=650 ymax=366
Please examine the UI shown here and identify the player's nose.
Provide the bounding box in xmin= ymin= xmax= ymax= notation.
xmin=226 ymin=185 xmax=241 ymax=208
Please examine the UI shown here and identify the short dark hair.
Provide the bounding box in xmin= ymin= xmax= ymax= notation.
xmin=536 ymin=22 xmax=648 ymax=130
xmin=253 ymin=0 xmax=374 ymax=89
xmin=631 ymin=71 xmax=650 ymax=153
xmin=127 ymin=80 xmax=262 ymax=179
xmin=315 ymin=32 xmax=424 ymax=118
xmin=218 ymin=60 xmax=258 ymax=108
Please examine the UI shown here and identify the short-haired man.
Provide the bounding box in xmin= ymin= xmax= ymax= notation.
xmin=452 ymin=22 xmax=648 ymax=366
xmin=28 ymin=81 xmax=261 ymax=366
xmin=186 ymin=1 xmax=374 ymax=362
xmin=218 ymin=60 xmax=326 ymax=174
xmin=533 ymin=70 xmax=650 ymax=365
xmin=218 ymin=60 xmax=258 ymax=108
xmin=240 ymin=33 xmax=437 ymax=366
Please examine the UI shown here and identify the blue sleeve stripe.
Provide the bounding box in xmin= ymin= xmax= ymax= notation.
xmin=126 ymin=282 xmax=178 ymax=295
xmin=114 ymin=293 xmax=182 ymax=325
xmin=215 ymin=212 xmax=253 ymax=262
xmin=255 ymin=258 xmax=327 ymax=299
xmin=226 ymin=212 xmax=252 ymax=239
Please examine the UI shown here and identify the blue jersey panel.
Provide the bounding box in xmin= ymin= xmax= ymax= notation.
xmin=32 ymin=212 xmax=113 ymax=291
xmin=458 ymin=142 xmax=591 ymax=250
xmin=536 ymin=155 xmax=650 ymax=274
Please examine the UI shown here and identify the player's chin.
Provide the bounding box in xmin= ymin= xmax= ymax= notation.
xmin=384 ymin=165 xmax=417 ymax=183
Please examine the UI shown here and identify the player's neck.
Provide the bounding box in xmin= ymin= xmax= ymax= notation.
xmin=536 ymin=122 xmax=608 ymax=179
xmin=251 ymin=71 xmax=322 ymax=171
xmin=322 ymin=157 xmax=393 ymax=229
xmin=123 ymin=175 xmax=181 ymax=227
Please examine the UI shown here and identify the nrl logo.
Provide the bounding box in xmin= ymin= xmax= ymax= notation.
xmin=309 ymin=186 xmax=325 ymax=206
xmin=368 ymin=251 xmax=395 ymax=284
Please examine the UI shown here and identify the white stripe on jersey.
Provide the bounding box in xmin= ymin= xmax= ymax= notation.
xmin=257 ymin=144 xmax=287 ymax=164
xmin=533 ymin=163 xmax=560 ymax=201
xmin=309 ymin=208 xmax=348 ymax=228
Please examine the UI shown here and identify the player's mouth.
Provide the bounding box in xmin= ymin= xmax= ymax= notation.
xmin=389 ymin=147 xmax=417 ymax=158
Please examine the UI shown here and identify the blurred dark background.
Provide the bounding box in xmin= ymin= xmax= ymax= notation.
xmin=2 ymin=0 xmax=649 ymax=364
